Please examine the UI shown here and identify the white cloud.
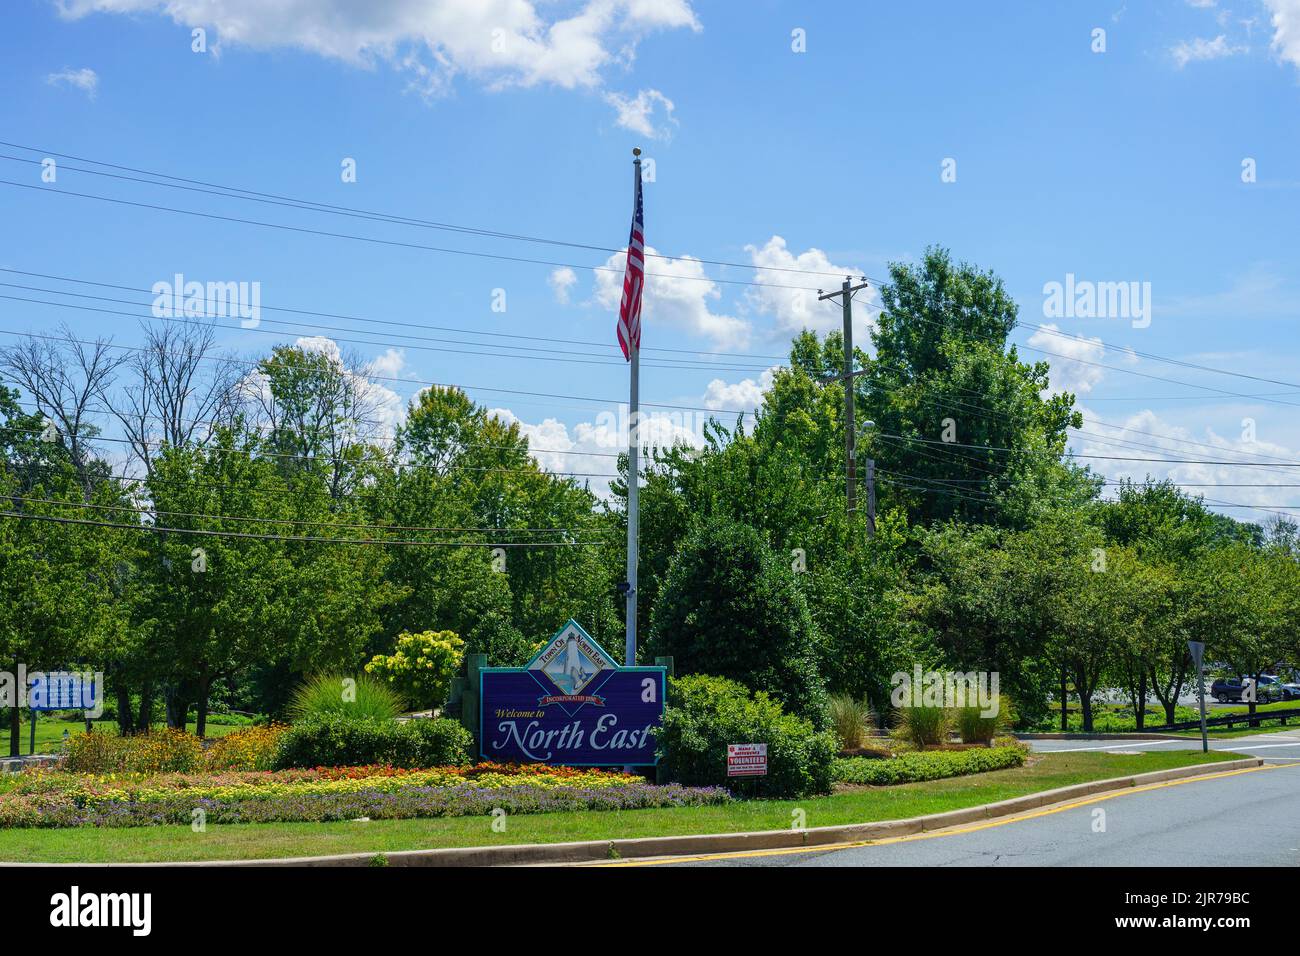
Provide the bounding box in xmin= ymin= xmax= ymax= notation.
xmin=594 ymin=244 xmax=750 ymax=349
xmin=743 ymin=236 xmax=876 ymax=339
xmin=1170 ymin=34 xmax=1249 ymax=67
xmin=487 ymin=362 xmax=779 ymax=498
xmin=289 ymin=336 xmax=406 ymax=437
xmin=604 ymin=88 xmax=676 ymax=138
xmin=1027 ymin=324 xmax=1107 ymax=396
xmin=489 ymin=404 xmax=703 ymax=497
xmin=1262 ymin=0 xmax=1300 ymax=69
xmin=54 ymin=0 xmax=699 ymax=123
xmin=45 ymin=66 xmax=98 ymax=98
xmin=369 ymin=347 xmax=407 ymax=378
xmin=703 ymin=367 xmax=776 ymax=412
xmin=1073 ymin=404 xmax=1300 ymax=524
xmin=548 ymin=267 xmax=577 ymax=304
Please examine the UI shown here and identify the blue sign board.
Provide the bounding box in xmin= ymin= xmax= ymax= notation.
xmin=28 ymin=672 xmax=99 ymax=712
xmin=479 ymin=620 xmax=665 ymax=765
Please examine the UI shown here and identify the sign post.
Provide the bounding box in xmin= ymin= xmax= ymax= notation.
xmin=479 ymin=620 xmax=665 ymax=766
xmin=1187 ymin=640 xmax=1208 ymax=754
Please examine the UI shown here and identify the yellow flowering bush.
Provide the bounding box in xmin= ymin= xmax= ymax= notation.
xmin=63 ymin=731 xmax=130 ymax=774
xmin=205 ymin=724 xmax=288 ymax=771
xmin=365 ymin=630 xmax=465 ymax=709
xmin=63 ymin=725 xmax=282 ymax=775
xmin=121 ymin=728 xmax=204 ymax=774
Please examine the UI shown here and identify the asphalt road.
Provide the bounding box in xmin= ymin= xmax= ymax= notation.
xmin=1027 ymin=732 xmax=1300 ymax=760
xmin=641 ymin=735 xmax=1300 ymax=867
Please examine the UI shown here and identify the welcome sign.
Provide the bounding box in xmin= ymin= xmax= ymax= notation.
xmin=479 ymin=620 xmax=665 ymax=765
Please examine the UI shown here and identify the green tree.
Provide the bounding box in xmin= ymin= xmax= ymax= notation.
xmin=647 ymin=515 xmax=829 ymax=726
xmin=861 ymin=247 xmax=1092 ymax=528
xmin=0 ymin=379 xmax=133 ymax=754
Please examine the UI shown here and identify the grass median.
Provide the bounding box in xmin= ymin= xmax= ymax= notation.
xmin=0 ymin=748 xmax=1243 ymax=863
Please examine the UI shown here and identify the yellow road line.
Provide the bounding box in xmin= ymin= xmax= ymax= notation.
xmin=593 ymin=762 xmax=1290 ymax=867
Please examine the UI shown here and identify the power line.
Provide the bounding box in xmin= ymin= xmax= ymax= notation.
xmin=0 ymin=289 xmax=775 ymax=375
xmin=0 ymin=266 xmax=791 ymax=363
xmin=0 ymin=509 xmax=607 ymax=547
xmin=10 ymin=144 xmax=1295 ymax=405
xmin=878 ymin=303 xmax=1300 ymax=409
xmin=0 ymin=325 xmax=756 ymax=417
xmin=0 ymin=179 xmax=829 ymax=292
xmin=0 ymin=494 xmax=614 ymax=538
xmin=5 ymin=410 xmax=628 ymax=462
xmin=878 ymin=432 xmax=1300 ymax=467
xmin=0 ymin=144 xmax=856 ymax=281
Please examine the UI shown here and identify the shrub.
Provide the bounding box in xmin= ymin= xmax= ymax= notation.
xmin=365 ymin=630 xmax=465 ymax=710
xmin=273 ymin=714 xmax=472 ymax=770
xmin=206 ymin=724 xmax=288 ymax=771
xmin=63 ymin=728 xmax=204 ymax=775
xmin=656 ymin=674 xmax=836 ymax=799
xmin=955 ymin=699 xmax=1012 ymax=745
xmin=63 ymin=731 xmax=129 ymax=774
xmin=892 ymin=705 xmax=950 ymax=749
xmin=287 ymin=673 xmax=403 ymax=723
xmin=125 ymin=728 xmax=205 ymax=774
xmin=647 ymin=516 xmax=829 ymax=728
xmin=402 ymin=716 xmax=473 ymax=766
xmin=831 ymin=744 xmax=1028 ymax=786
xmin=829 ymin=695 xmax=874 ymax=751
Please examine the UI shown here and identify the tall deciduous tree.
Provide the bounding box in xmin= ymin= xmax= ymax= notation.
xmin=648 ymin=515 xmax=829 ymax=727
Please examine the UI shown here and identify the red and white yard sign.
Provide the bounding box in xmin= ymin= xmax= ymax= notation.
xmin=727 ymin=743 xmax=768 ymax=777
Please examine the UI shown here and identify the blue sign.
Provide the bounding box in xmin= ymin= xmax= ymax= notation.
xmin=28 ymin=672 xmax=99 ymax=712
xmin=479 ymin=620 xmax=665 ymax=765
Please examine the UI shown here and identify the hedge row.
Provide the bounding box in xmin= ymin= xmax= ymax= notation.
xmin=272 ymin=714 xmax=472 ymax=769
xmin=831 ymin=744 xmax=1028 ymax=786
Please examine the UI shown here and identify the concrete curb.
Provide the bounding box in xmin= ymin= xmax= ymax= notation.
xmin=17 ymin=756 xmax=1261 ymax=868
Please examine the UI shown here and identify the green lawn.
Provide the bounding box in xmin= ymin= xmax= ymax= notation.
xmin=0 ymin=749 xmax=1243 ymax=864
xmin=1215 ymin=699 xmax=1300 ymax=715
xmin=3 ymin=717 xmax=245 ymax=756
xmin=1167 ymin=700 xmax=1300 ymax=737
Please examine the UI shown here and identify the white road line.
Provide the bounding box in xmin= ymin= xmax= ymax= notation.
xmin=1216 ymin=741 xmax=1300 ymax=751
xmin=1035 ymin=740 xmax=1188 ymax=753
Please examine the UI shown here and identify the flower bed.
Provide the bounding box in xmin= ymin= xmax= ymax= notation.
xmin=62 ymin=725 xmax=288 ymax=774
xmin=831 ymin=744 xmax=1028 ymax=786
xmin=3 ymin=782 xmax=729 ymax=828
xmin=0 ymin=761 xmax=730 ymax=828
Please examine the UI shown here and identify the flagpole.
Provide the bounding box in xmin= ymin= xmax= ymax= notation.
xmin=624 ymin=147 xmax=642 ymax=668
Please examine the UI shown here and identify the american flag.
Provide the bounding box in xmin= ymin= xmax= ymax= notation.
xmin=616 ymin=160 xmax=644 ymax=360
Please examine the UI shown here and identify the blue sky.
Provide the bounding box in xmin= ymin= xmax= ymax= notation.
xmin=2 ymin=0 xmax=1299 ymax=518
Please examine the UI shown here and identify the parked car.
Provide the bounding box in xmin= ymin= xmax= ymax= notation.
xmin=1211 ymin=675 xmax=1287 ymax=704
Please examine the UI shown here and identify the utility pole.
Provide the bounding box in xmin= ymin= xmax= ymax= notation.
xmin=818 ymin=277 xmax=871 ymax=529
xmin=865 ymin=456 xmax=876 ymax=538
